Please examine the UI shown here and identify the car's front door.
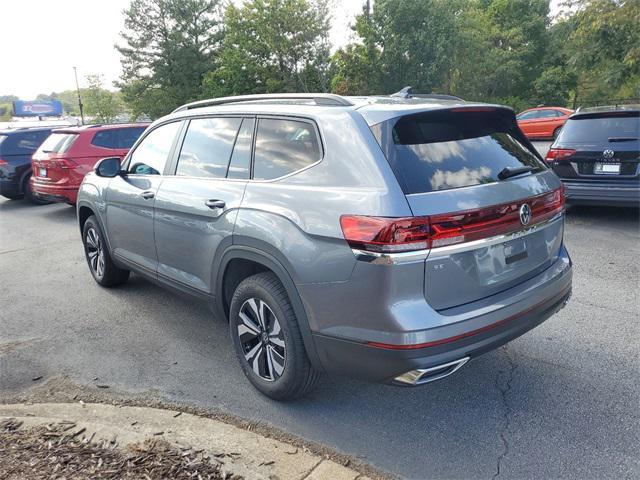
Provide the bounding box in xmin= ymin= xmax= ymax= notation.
xmin=153 ymin=116 xmax=253 ymax=294
xmin=105 ymin=121 xmax=182 ymax=274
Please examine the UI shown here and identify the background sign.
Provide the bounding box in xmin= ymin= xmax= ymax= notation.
xmin=13 ymin=100 xmax=63 ymax=117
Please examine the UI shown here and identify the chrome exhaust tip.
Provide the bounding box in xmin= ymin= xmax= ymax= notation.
xmin=393 ymin=357 xmax=470 ymax=386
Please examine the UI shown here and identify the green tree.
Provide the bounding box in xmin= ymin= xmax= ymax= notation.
xmin=202 ymin=0 xmax=331 ymax=97
xmin=83 ymin=74 xmax=124 ymax=123
xmin=332 ymin=0 xmax=457 ymax=95
xmin=563 ymin=0 xmax=640 ymax=103
xmin=117 ymin=0 xmax=223 ymax=119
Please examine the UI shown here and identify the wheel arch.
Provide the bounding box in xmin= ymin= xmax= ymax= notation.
xmin=216 ymin=245 xmax=323 ymax=372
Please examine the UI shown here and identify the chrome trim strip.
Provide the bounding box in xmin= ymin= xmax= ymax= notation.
xmin=428 ymin=211 xmax=564 ymax=259
xmin=351 ymin=211 xmax=563 ymax=264
xmin=394 ymin=357 xmax=470 ymax=386
xmin=351 ymin=248 xmax=431 ymax=265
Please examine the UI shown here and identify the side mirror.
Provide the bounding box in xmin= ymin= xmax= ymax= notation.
xmin=95 ymin=157 xmax=122 ymax=178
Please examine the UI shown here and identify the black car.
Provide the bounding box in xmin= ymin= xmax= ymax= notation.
xmin=0 ymin=127 xmax=53 ymax=203
xmin=545 ymin=109 xmax=639 ymax=207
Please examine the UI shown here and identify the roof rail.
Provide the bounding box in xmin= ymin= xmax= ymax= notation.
xmin=173 ymin=93 xmax=354 ymax=112
xmin=390 ymin=86 xmax=462 ymax=101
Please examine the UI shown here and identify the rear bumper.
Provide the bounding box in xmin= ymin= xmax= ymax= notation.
xmin=308 ymin=245 xmax=573 ymax=384
xmin=31 ymin=179 xmax=78 ymax=204
xmin=563 ymin=180 xmax=640 ymax=207
xmin=312 ymin=285 xmax=571 ymax=384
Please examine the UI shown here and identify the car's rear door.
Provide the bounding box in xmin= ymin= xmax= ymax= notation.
xmin=372 ymin=107 xmax=565 ymax=310
xmin=105 ymin=121 xmax=182 ymax=274
xmin=153 ymin=116 xmax=251 ymax=294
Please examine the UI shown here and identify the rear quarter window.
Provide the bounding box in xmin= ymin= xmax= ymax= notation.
xmin=373 ymin=109 xmax=544 ymax=194
xmin=91 ymin=127 xmax=146 ymax=149
xmin=253 ymin=118 xmax=322 ymax=180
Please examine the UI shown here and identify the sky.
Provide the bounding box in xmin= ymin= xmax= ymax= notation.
xmin=0 ymin=0 xmax=558 ymax=99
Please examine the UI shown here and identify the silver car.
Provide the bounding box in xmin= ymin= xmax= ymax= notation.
xmin=77 ymin=93 xmax=572 ymax=400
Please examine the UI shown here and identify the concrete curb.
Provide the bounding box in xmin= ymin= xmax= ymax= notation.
xmin=0 ymin=403 xmax=369 ymax=480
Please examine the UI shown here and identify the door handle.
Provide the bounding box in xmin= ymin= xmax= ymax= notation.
xmin=140 ymin=190 xmax=155 ymax=199
xmin=205 ymin=199 xmax=226 ymax=209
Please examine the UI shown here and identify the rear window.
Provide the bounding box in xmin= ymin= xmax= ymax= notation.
xmin=557 ymin=113 xmax=639 ymax=143
xmin=372 ymin=110 xmax=544 ymax=194
xmin=0 ymin=130 xmax=51 ymax=155
xmin=91 ymin=127 xmax=146 ymax=149
xmin=38 ymin=133 xmax=78 ymax=154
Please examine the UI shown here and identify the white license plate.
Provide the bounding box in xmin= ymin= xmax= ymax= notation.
xmin=39 ymin=167 xmax=47 ymax=177
xmin=594 ymin=162 xmax=620 ymax=174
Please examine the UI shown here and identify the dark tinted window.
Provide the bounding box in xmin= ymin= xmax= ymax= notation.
xmin=37 ymin=133 xmax=78 ymax=154
xmin=176 ymin=117 xmax=241 ymax=178
xmin=2 ymin=130 xmax=51 ymax=154
xmin=127 ymin=121 xmax=181 ymax=175
xmin=118 ymin=127 xmax=146 ymax=148
xmin=557 ymin=113 xmax=640 ymax=143
xmin=374 ymin=110 xmax=544 ymax=194
xmin=253 ymin=119 xmax=321 ymax=180
xmin=227 ymin=118 xmax=254 ymax=179
xmin=92 ymin=127 xmax=146 ymax=149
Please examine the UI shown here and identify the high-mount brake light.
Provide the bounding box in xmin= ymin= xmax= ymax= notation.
xmin=341 ymin=188 xmax=564 ymax=253
xmin=545 ymin=148 xmax=576 ymax=163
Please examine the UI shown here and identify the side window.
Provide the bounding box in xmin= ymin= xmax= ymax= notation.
xmin=176 ymin=117 xmax=241 ymax=178
xmin=91 ymin=130 xmax=117 ymax=149
xmin=127 ymin=121 xmax=181 ymax=175
xmin=253 ymin=118 xmax=321 ymax=180
xmin=517 ymin=111 xmax=537 ymax=121
xmin=227 ymin=118 xmax=255 ymax=179
xmin=117 ymin=127 xmax=146 ymax=149
xmin=537 ymin=110 xmax=557 ymax=119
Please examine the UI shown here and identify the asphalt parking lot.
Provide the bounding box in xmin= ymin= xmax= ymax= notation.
xmin=1 ymin=141 xmax=639 ymax=479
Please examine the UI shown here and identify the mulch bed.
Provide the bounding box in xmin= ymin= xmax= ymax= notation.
xmin=0 ymin=418 xmax=241 ymax=479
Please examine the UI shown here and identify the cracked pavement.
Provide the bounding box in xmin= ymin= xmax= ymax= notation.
xmin=1 ymin=149 xmax=639 ymax=478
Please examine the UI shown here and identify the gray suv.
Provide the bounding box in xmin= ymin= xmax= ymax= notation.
xmin=77 ymin=93 xmax=572 ymax=400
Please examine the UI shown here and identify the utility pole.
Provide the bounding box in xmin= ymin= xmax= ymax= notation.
xmin=73 ymin=66 xmax=85 ymax=125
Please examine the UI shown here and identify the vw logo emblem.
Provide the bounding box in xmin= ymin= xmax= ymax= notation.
xmin=603 ymin=149 xmax=615 ymax=159
xmin=519 ymin=204 xmax=532 ymax=226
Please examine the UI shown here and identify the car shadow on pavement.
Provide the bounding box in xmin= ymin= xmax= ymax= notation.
xmin=565 ymin=204 xmax=639 ymax=227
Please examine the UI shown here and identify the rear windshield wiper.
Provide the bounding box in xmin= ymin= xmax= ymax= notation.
xmin=497 ymin=166 xmax=537 ymax=180
xmin=608 ymin=137 xmax=638 ymax=142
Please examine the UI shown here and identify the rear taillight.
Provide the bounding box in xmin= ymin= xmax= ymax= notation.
xmin=339 ymin=215 xmax=431 ymax=253
xmin=545 ymin=148 xmax=575 ymax=163
xmin=58 ymin=158 xmax=78 ymax=169
xmin=0 ymin=158 xmax=7 ymax=166
xmin=341 ymin=188 xmax=565 ymax=253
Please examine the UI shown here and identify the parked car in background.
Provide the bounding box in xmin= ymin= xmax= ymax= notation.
xmin=0 ymin=127 xmax=54 ymax=203
xmin=517 ymin=107 xmax=574 ymax=139
xmin=76 ymin=93 xmax=572 ymax=400
xmin=31 ymin=123 xmax=148 ymax=205
xmin=545 ymin=109 xmax=639 ymax=207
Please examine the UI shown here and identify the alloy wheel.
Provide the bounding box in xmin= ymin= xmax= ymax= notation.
xmin=237 ymin=298 xmax=286 ymax=382
xmin=85 ymin=227 xmax=105 ymax=279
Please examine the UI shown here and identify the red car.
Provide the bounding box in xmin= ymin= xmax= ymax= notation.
xmin=31 ymin=123 xmax=148 ymax=204
xmin=516 ymin=107 xmax=574 ymax=139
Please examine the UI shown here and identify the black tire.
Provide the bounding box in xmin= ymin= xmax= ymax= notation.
xmin=229 ymin=272 xmax=321 ymax=400
xmin=2 ymin=193 xmax=24 ymax=200
xmin=23 ymin=174 xmax=51 ymax=205
xmin=82 ymin=215 xmax=130 ymax=287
